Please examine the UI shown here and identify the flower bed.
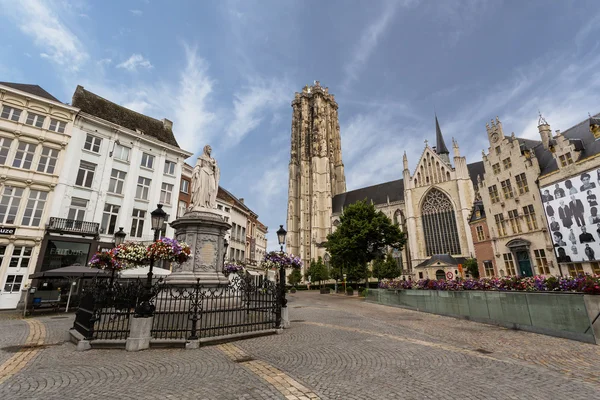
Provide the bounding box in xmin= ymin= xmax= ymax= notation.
xmin=379 ymin=275 xmax=600 ymax=295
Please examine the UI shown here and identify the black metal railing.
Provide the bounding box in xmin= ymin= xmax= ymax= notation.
xmin=73 ymin=275 xmax=281 ymax=343
xmin=48 ymin=217 xmax=100 ymax=236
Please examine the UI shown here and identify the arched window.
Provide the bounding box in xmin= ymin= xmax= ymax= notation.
xmin=421 ymin=189 xmax=461 ymax=256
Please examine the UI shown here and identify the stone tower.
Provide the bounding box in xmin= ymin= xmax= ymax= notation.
xmin=286 ymin=81 xmax=346 ymax=267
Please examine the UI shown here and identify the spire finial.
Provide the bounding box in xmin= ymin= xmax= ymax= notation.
xmin=435 ymin=114 xmax=449 ymax=155
xmin=538 ymin=110 xmax=548 ymax=126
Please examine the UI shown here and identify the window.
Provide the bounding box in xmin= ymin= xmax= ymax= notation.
xmin=421 ymin=189 xmax=461 ymax=256
xmin=476 ymin=225 xmax=485 ymax=241
xmin=3 ymin=275 xmax=24 ymax=293
xmin=113 ymin=144 xmax=130 ymax=161
xmin=130 ymin=209 xmax=146 ymax=237
xmin=136 ymin=177 xmax=151 ymax=200
xmin=67 ymin=197 xmax=87 ymax=221
xmin=567 ymin=263 xmax=584 ymax=277
xmin=534 ymin=249 xmax=550 ymax=275
xmin=495 ymin=214 xmax=507 ymax=236
xmin=225 ymin=207 xmax=230 ymax=213
xmin=10 ymin=246 xmax=32 ymax=269
xmin=12 ymin=142 xmax=36 ymax=169
xmin=101 ymin=204 xmax=120 ymax=235
xmin=523 ymin=205 xmax=538 ymax=230
xmin=484 ymin=261 xmax=495 ymax=277
xmin=160 ymin=183 xmax=173 ymax=205
xmin=21 ymin=190 xmax=47 ymax=226
xmin=0 ymin=137 xmax=12 ymax=165
xmin=75 ymin=161 xmax=96 ymax=188
xmin=492 ymin=163 xmax=501 ymax=175
xmin=36 ymin=146 xmax=59 ymax=174
xmin=25 ymin=112 xmax=45 ymax=128
xmin=559 ymin=153 xmax=574 ymax=167
xmin=591 ymin=262 xmax=600 ymax=275
xmin=515 ymin=173 xmax=529 ymax=194
xmin=164 ymin=160 xmax=176 ymax=175
xmin=508 ymin=209 xmax=522 ymax=234
xmin=488 ymin=185 xmax=500 ymax=204
xmin=83 ymin=134 xmax=102 ymax=153
xmin=178 ymin=200 xmax=187 ymax=218
xmin=141 ymin=153 xmax=154 ymax=169
xmin=180 ymin=179 xmax=190 ymax=194
xmin=48 ymin=119 xmax=66 ymax=133
xmin=1 ymin=105 xmax=22 ymax=121
xmin=217 ymin=204 xmax=223 ymax=210
xmin=0 ymin=245 xmax=5 ymax=265
xmin=0 ymin=186 xmax=23 ymax=224
xmin=108 ymin=169 xmax=127 ymax=195
xmin=501 ymin=179 xmax=514 ymax=199
xmin=502 ymin=157 xmax=512 ymax=169
xmin=503 ymin=253 xmax=516 ymax=276
xmin=495 ymin=146 xmax=501 ymax=155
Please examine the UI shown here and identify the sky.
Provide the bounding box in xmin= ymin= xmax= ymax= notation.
xmin=1 ymin=0 xmax=600 ymax=250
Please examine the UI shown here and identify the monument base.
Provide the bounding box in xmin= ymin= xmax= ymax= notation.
xmin=166 ymin=208 xmax=230 ymax=287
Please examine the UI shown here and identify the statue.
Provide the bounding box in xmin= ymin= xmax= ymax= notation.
xmin=190 ymin=145 xmax=219 ymax=210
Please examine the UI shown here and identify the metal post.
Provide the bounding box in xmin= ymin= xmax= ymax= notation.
xmin=147 ymin=228 xmax=160 ymax=288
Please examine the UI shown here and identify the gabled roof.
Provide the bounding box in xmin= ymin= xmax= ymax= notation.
xmin=332 ymin=179 xmax=404 ymax=214
xmin=71 ymin=85 xmax=180 ymax=148
xmin=469 ymin=201 xmax=486 ymax=223
xmin=415 ymin=254 xmax=467 ymax=268
xmin=0 ymin=82 xmax=60 ymax=102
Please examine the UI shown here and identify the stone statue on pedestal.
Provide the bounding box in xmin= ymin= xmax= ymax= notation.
xmin=190 ymin=145 xmax=219 ymax=211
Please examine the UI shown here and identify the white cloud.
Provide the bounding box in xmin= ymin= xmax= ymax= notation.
xmin=6 ymin=0 xmax=88 ymax=71
xmin=225 ymin=78 xmax=291 ymax=146
xmin=130 ymin=9 xmax=143 ymax=16
xmin=342 ymin=1 xmax=404 ymax=90
xmin=97 ymin=58 xmax=112 ymax=66
xmin=117 ymin=54 xmax=153 ymax=71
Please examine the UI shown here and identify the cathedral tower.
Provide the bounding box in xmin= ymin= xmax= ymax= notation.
xmin=286 ymin=82 xmax=346 ymax=266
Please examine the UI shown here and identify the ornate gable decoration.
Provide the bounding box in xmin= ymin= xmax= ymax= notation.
xmin=412 ymin=147 xmax=453 ymax=188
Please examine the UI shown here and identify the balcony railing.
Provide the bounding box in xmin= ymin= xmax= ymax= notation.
xmin=47 ymin=217 xmax=100 ymax=237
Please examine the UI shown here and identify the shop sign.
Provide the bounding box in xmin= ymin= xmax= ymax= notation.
xmin=0 ymin=226 xmax=16 ymax=235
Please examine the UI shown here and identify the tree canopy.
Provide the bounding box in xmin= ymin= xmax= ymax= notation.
xmin=325 ymin=200 xmax=406 ymax=281
xmin=305 ymin=257 xmax=329 ymax=287
xmin=372 ymin=252 xmax=401 ymax=281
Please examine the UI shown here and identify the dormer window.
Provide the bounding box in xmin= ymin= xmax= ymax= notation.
xmin=559 ymin=153 xmax=574 ymax=167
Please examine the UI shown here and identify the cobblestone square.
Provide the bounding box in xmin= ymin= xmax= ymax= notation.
xmin=1 ymin=292 xmax=600 ymax=399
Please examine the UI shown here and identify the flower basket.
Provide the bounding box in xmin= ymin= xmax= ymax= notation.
xmin=114 ymin=242 xmax=149 ymax=267
xmin=223 ymin=262 xmax=244 ymax=276
xmin=88 ymin=248 xmax=123 ymax=271
xmin=147 ymin=238 xmax=191 ymax=264
xmin=261 ymin=251 xmax=303 ymax=270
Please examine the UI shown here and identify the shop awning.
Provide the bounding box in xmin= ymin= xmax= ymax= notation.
xmin=119 ymin=266 xmax=171 ymax=279
xmin=29 ymin=265 xmax=110 ymax=279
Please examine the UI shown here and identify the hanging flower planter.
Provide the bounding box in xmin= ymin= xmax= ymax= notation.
xmin=223 ymin=262 xmax=244 ymax=276
xmin=88 ymin=248 xmax=124 ymax=271
xmin=114 ymin=242 xmax=150 ymax=267
xmin=261 ymin=251 xmax=303 ymax=270
xmin=147 ymin=237 xmax=191 ymax=264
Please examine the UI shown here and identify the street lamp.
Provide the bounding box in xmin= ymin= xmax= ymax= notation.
xmin=276 ymin=225 xmax=287 ymax=328
xmin=136 ymin=204 xmax=166 ymax=318
xmin=111 ymin=227 xmax=126 ymax=284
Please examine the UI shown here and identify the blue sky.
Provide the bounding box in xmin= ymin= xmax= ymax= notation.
xmin=1 ymin=0 xmax=600 ymax=250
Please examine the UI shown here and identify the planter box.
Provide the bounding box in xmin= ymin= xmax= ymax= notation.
xmin=366 ymin=289 xmax=600 ymax=344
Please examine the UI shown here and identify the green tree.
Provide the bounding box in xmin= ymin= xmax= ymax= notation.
xmin=371 ymin=257 xmax=386 ymax=282
xmin=288 ymin=269 xmax=302 ymax=286
xmin=464 ymin=258 xmax=479 ymax=278
xmin=371 ymin=253 xmax=401 ymax=281
xmin=325 ymin=200 xmax=406 ymax=281
xmin=305 ymin=257 xmax=329 ymax=287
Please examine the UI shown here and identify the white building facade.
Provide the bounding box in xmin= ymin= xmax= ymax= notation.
xmin=35 ymin=86 xmax=191 ymax=286
xmin=0 ymin=82 xmax=78 ymax=309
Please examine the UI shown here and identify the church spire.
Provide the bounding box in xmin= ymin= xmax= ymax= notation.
xmin=435 ymin=114 xmax=449 ymax=155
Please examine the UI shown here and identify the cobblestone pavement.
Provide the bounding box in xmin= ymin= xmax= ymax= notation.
xmin=1 ymin=292 xmax=600 ymax=399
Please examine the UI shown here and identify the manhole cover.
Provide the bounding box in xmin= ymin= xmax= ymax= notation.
xmin=234 ymin=356 xmax=255 ymax=363
xmin=474 ymin=348 xmax=493 ymax=354
xmin=290 ymin=320 xmax=305 ymax=323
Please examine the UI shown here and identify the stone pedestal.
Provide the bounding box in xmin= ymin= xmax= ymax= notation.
xmin=126 ymin=317 xmax=153 ymax=351
xmin=166 ymin=209 xmax=230 ymax=287
xmin=281 ymin=307 xmax=290 ymax=329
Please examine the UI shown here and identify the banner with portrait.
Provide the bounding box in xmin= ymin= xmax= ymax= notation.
xmin=540 ymin=169 xmax=600 ymax=263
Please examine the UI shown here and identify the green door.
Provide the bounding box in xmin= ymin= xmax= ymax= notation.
xmin=516 ymin=251 xmax=533 ymax=277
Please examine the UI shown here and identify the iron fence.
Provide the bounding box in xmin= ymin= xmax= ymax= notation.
xmin=73 ymin=274 xmax=281 ymax=343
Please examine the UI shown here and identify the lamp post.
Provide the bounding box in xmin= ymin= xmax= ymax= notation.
xmin=112 ymin=227 xmax=126 ymax=284
xmin=135 ymin=204 xmax=167 ymax=318
xmin=276 ymin=225 xmax=287 ymax=327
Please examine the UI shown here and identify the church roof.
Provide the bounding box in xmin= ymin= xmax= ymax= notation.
xmin=435 ymin=115 xmax=449 ymax=155
xmin=332 ymin=160 xmax=483 ymax=213
xmin=71 ymin=85 xmax=180 ymax=148
xmin=415 ymin=254 xmax=468 ymax=268
xmin=0 ymin=82 xmax=61 ymax=102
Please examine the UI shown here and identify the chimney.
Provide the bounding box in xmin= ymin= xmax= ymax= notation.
xmin=162 ymin=118 xmax=173 ymax=130
xmin=239 ymin=198 xmax=244 ymax=204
